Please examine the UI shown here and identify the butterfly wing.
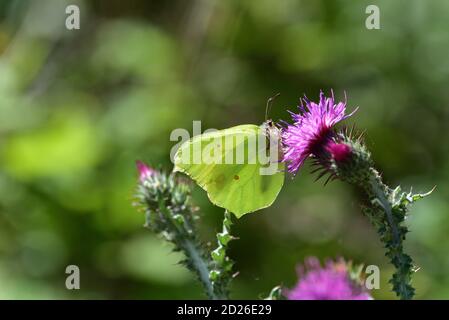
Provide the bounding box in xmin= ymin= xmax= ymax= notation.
xmin=173 ymin=124 xmax=284 ymax=218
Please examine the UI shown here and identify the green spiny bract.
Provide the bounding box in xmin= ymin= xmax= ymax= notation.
xmin=136 ymin=171 xmax=196 ymax=237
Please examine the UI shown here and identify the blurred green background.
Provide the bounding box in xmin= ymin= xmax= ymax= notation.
xmin=0 ymin=0 xmax=447 ymax=299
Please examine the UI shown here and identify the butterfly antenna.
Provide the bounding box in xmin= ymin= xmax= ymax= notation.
xmin=265 ymin=93 xmax=281 ymax=121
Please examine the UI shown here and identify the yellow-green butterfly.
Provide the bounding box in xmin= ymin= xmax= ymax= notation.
xmin=173 ymin=95 xmax=285 ymax=218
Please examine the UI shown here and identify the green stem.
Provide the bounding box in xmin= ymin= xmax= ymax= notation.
xmin=329 ymin=136 xmax=423 ymax=299
xmin=158 ymin=202 xmax=223 ymax=299
xmin=209 ymin=210 xmax=234 ymax=299
xmin=362 ymin=170 xmax=414 ymax=299
xmin=180 ymin=239 xmax=221 ymax=299
xmin=370 ymin=176 xmax=400 ymax=245
xmin=137 ymin=171 xmax=233 ymax=300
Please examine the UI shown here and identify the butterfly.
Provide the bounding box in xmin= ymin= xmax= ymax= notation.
xmin=173 ymin=95 xmax=285 ymax=218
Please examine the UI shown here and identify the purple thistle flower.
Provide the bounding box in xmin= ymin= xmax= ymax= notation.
xmin=286 ymin=257 xmax=372 ymax=300
xmin=282 ymin=91 xmax=356 ymax=174
xmin=136 ymin=160 xmax=155 ymax=182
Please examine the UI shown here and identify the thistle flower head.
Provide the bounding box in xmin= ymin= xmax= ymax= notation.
xmin=286 ymin=257 xmax=372 ymax=300
xmin=136 ymin=160 xmax=155 ymax=182
xmin=282 ymin=91 xmax=356 ymax=174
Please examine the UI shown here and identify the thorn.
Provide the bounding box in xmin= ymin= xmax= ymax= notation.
xmin=357 ymin=129 xmax=366 ymax=142
xmin=314 ymin=170 xmax=328 ymax=182
xmin=323 ymin=174 xmax=334 ymax=186
xmin=310 ymin=166 xmax=323 ymax=174
xmin=351 ymin=123 xmax=356 ymax=138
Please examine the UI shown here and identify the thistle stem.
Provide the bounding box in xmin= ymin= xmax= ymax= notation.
xmin=326 ymin=137 xmax=423 ymax=299
xmin=209 ymin=210 xmax=234 ymax=299
xmin=369 ymin=176 xmax=400 ymax=244
xmin=158 ymin=202 xmax=225 ymax=300
xmin=135 ymin=165 xmax=238 ymax=299
xmin=180 ymin=239 xmax=221 ymax=299
xmin=367 ymin=172 xmax=414 ymax=299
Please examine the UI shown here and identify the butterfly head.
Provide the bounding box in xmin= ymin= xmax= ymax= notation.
xmin=262 ymin=119 xmax=281 ymax=140
xmin=261 ymin=119 xmax=283 ymax=163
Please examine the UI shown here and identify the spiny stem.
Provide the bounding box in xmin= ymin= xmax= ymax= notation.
xmin=180 ymin=239 xmax=219 ymax=299
xmin=135 ymin=167 xmax=232 ymax=300
xmin=325 ymin=136 xmax=432 ymax=299
xmin=370 ymin=176 xmax=400 ymax=244
xmin=209 ymin=210 xmax=235 ymax=299
xmin=157 ymin=202 xmax=220 ymax=299
xmin=366 ymin=172 xmax=414 ymax=299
